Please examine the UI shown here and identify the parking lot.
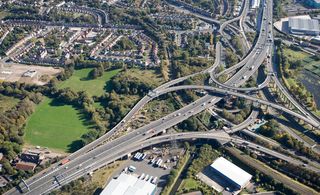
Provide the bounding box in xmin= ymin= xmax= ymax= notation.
xmin=112 ymin=146 xmax=185 ymax=194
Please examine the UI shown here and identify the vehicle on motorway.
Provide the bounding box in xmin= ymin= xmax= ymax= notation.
xmin=60 ymin=159 xmax=70 ymax=165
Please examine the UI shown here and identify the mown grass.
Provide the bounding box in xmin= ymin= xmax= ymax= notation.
xmin=59 ymin=68 xmax=121 ymax=97
xmin=25 ymin=98 xmax=92 ymax=152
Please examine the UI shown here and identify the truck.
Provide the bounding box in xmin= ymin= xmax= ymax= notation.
xmin=150 ymin=157 xmax=156 ymax=164
xmin=136 ymin=153 xmax=142 ymax=160
xmin=144 ymin=174 xmax=149 ymax=181
xmin=141 ymin=153 xmax=147 ymax=160
xmin=139 ymin=173 xmax=145 ymax=180
xmin=152 ymin=177 xmax=158 ymax=184
xmin=128 ymin=165 xmax=136 ymax=172
xmin=155 ymin=159 xmax=161 ymax=166
xmin=158 ymin=160 xmax=163 ymax=167
xmin=60 ymin=159 xmax=70 ymax=165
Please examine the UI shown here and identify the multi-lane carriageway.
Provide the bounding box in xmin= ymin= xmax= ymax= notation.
xmin=7 ymin=0 xmax=320 ymax=194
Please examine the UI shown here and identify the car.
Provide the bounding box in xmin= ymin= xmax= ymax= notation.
xmin=65 ymin=166 xmax=68 ymax=169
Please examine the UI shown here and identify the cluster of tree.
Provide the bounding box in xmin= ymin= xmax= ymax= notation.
xmin=48 ymin=11 xmax=97 ymax=24
xmin=44 ymin=33 xmax=61 ymax=50
xmin=187 ymin=144 xmax=220 ymax=177
xmin=108 ymin=72 xmax=153 ymax=96
xmin=254 ymin=171 xmax=298 ymax=195
xmin=246 ymin=32 xmax=256 ymax=44
xmin=220 ymin=99 xmax=252 ymax=124
xmin=225 ymin=48 xmax=238 ymax=67
xmin=3 ymin=4 xmax=41 ymax=20
xmin=178 ymin=117 xmax=201 ymax=132
xmin=111 ymin=37 xmax=136 ymax=51
xmin=89 ymin=65 xmax=104 ymax=79
xmin=51 ymin=176 xmax=99 ymax=195
xmin=161 ymin=148 xmax=190 ymax=195
xmin=230 ymin=35 xmax=243 ymax=56
xmin=273 ymin=0 xmax=286 ymax=19
xmin=269 ymin=160 xmax=320 ymax=191
xmin=155 ymin=19 xmax=193 ymax=31
xmin=74 ymin=56 xmax=124 ymax=70
xmin=183 ymin=0 xmax=216 ymax=13
xmin=258 ymin=119 xmax=320 ymax=162
xmin=0 ymin=92 xmax=43 ymax=175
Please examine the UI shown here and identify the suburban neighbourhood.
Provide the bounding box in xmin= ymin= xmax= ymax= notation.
xmin=0 ymin=0 xmax=320 ymax=195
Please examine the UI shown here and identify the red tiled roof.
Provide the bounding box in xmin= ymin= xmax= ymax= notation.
xmin=15 ymin=162 xmax=36 ymax=171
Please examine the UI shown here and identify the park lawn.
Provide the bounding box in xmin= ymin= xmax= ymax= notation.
xmin=0 ymin=94 xmax=19 ymax=113
xmin=59 ymin=68 xmax=121 ymax=97
xmin=25 ymin=98 xmax=92 ymax=152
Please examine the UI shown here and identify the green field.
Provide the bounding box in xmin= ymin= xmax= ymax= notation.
xmin=283 ymin=48 xmax=320 ymax=77
xmin=59 ymin=68 xmax=121 ymax=97
xmin=178 ymin=178 xmax=199 ymax=192
xmin=0 ymin=94 xmax=19 ymax=113
xmin=25 ymin=98 xmax=92 ymax=152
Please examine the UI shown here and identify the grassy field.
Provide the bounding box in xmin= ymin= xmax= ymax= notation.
xmin=0 ymin=94 xmax=19 ymax=113
xmin=25 ymin=98 xmax=92 ymax=152
xmin=178 ymin=178 xmax=199 ymax=192
xmin=283 ymin=48 xmax=320 ymax=77
xmin=59 ymin=68 xmax=121 ymax=97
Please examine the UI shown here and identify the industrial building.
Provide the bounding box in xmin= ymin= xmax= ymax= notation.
xmin=210 ymin=157 xmax=252 ymax=190
xmin=250 ymin=0 xmax=260 ymax=9
xmin=100 ymin=173 xmax=157 ymax=195
xmin=288 ymin=18 xmax=320 ymax=36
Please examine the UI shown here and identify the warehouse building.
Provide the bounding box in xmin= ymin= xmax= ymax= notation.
xmin=210 ymin=157 xmax=252 ymax=190
xmin=288 ymin=18 xmax=320 ymax=36
xmin=100 ymin=173 xmax=156 ymax=195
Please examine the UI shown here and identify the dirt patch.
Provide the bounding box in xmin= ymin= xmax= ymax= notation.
xmin=0 ymin=63 xmax=62 ymax=85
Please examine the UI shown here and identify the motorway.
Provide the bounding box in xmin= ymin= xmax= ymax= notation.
xmin=6 ymin=0 xmax=320 ymax=194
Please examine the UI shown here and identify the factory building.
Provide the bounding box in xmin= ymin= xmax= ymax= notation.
xmin=250 ymin=0 xmax=260 ymax=9
xmin=100 ymin=173 xmax=156 ymax=195
xmin=288 ymin=18 xmax=320 ymax=36
xmin=210 ymin=157 xmax=252 ymax=190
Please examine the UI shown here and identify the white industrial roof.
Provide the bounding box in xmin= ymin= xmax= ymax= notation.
xmin=100 ymin=173 xmax=156 ymax=195
xmin=289 ymin=18 xmax=320 ymax=32
xmin=210 ymin=157 xmax=252 ymax=188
